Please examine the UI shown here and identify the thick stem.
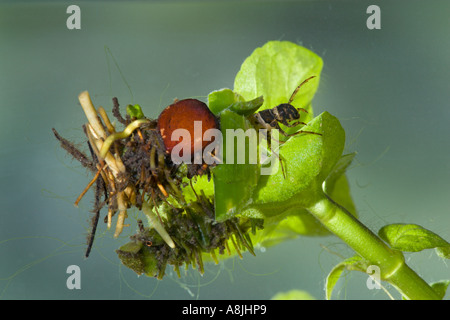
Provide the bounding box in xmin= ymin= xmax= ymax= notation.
xmin=388 ymin=263 xmax=440 ymax=300
xmin=307 ymin=192 xmax=440 ymax=300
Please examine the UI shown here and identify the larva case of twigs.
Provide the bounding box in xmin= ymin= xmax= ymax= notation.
xmin=53 ymin=91 xmax=263 ymax=279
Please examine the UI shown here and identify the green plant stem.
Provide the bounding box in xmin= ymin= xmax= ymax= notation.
xmin=307 ymin=192 xmax=440 ymax=300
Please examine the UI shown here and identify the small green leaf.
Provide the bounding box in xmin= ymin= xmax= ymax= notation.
xmin=430 ymin=280 xmax=450 ymax=300
xmin=325 ymin=265 xmax=345 ymax=300
xmin=208 ymin=88 xmax=240 ymax=115
xmin=116 ymin=241 xmax=159 ymax=277
xmin=207 ymin=88 xmax=264 ymax=117
xmin=378 ymin=224 xmax=450 ymax=252
xmin=206 ymin=89 xmax=263 ymax=222
xmin=126 ymin=104 xmax=144 ymax=119
xmin=325 ymin=256 xmax=370 ymax=300
xmin=272 ymin=289 xmax=316 ymax=300
xmin=229 ymin=95 xmax=264 ymax=116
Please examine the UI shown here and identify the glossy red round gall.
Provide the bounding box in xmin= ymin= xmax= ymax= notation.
xmin=157 ymin=99 xmax=219 ymax=158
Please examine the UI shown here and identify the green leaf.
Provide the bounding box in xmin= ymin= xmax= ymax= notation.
xmin=325 ymin=256 xmax=370 ymax=300
xmin=212 ymin=109 xmax=259 ymax=222
xmin=272 ymin=289 xmax=316 ymax=300
xmin=116 ymin=241 xmax=159 ymax=277
xmin=325 ymin=264 xmax=345 ymax=300
xmin=229 ymin=95 xmax=264 ymax=116
xmin=246 ymin=111 xmax=345 ymax=209
xmin=378 ymin=224 xmax=450 ymax=252
xmin=430 ymin=280 xmax=450 ymax=300
xmin=207 ymin=88 xmax=264 ymax=117
xmin=208 ymin=88 xmax=241 ymax=115
xmin=245 ymin=152 xmax=357 ymax=242
xmin=126 ymin=104 xmax=144 ymax=119
xmin=234 ymin=41 xmax=323 ymax=127
xmin=234 ymin=41 xmax=323 ymax=110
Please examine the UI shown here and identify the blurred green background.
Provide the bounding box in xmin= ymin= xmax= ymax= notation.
xmin=1 ymin=0 xmax=449 ymax=300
